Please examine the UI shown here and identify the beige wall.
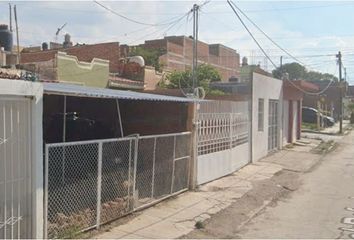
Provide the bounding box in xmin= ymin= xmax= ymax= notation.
xmin=57 ymin=52 xmax=109 ymax=88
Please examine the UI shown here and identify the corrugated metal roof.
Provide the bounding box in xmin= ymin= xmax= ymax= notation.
xmin=43 ymin=82 xmax=197 ymax=102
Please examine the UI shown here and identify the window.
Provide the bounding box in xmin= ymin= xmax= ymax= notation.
xmin=258 ymin=99 xmax=264 ymax=131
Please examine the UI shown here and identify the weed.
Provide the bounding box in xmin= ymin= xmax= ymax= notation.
xmin=195 ymin=220 xmax=204 ymax=229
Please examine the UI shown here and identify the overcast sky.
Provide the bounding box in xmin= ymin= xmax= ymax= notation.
xmin=1 ymin=1 xmax=353 ymax=83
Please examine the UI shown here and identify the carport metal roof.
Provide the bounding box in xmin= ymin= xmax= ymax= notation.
xmin=43 ymin=83 xmax=198 ymax=102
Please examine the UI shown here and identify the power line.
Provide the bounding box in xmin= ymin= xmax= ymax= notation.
xmin=126 ymin=12 xmax=190 ymax=45
xmin=226 ymin=0 xmax=277 ymax=68
xmin=227 ymin=0 xmax=336 ymax=96
xmin=229 ymin=1 xmax=315 ymax=70
xmin=204 ymin=2 xmax=354 ymax=14
xmin=94 ymin=1 xmax=190 ymax=27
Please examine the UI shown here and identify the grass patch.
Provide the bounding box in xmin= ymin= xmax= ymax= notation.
xmin=302 ymin=122 xmax=320 ymax=131
xmin=195 ymin=220 xmax=204 ymax=229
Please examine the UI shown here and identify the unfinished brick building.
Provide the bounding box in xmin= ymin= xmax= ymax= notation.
xmin=138 ymin=36 xmax=240 ymax=82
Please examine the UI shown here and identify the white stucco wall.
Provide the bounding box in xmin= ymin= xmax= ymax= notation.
xmin=252 ymin=72 xmax=283 ymax=162
xmin=0 ymin=79 xmax=44 ymax=238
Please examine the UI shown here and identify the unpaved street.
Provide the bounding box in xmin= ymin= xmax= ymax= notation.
xmin=185 ymin=131 xmax=354 ymax=239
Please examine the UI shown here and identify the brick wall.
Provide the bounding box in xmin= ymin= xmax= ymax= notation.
xmin=21 ymin=42 xmax=120 ymax=73
xmin=21 ymin=50 xmax=57 ymax=63
xmin=64 ymin=42 xmax=120 ymax=72
xmin=140 ymin=36 xmax=240 ymax=82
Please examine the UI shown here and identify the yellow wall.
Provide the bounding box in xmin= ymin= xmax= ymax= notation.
xmin=57 ymin=52 xmax=109 ymax=88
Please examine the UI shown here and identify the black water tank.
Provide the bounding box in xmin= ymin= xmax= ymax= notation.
xmin=0 ymin=24 xmax=13 ymax=52
xmin=42 ymin=42 xmax=48 ymax=50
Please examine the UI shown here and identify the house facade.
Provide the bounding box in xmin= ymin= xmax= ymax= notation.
xmin=252 ymin=72 xmax=283 ymax=162
xmin=302 ymin=80 xmax=347 ymax=120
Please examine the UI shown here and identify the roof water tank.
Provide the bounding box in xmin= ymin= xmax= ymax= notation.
xmin=0 ymin=24 xmax=13 ymax=52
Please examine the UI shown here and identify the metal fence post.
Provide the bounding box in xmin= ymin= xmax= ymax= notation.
xmin=151 ymin=138 xmax=156 ymax=198
xmin=170 ymin=136 xmax=176 ymax=194
xmin=229 ymin=113 xmax=233 ymax=149
xmin=96 ymin=142 xmax=103 ymax=229
xmin=127 ymin=140 xmax=132 ymax=211
xmin=132 ymin=136 xmax=139 ymax=210
xmin=43 ymin=145 xmax=49 ymax=239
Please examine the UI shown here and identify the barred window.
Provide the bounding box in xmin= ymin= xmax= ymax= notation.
xmin=258 ymin=99 xmax=264 ymax=131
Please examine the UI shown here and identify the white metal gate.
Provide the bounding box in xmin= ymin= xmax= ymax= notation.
xmin=197 ymin=101 xmax=250 ymax=184
xmin=0 ymin=97 xmax=33 ymax=239
xmin=268 ymin=100 xmax=279 ymax=151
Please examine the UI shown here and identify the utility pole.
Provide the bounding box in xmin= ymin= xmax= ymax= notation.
xmin=280 ymin=56 xmax=283 ymax=79
xmin=14 ymin=5 xmax=20 ymax=64
xmin=337 ymin=51 xmax=343 ymax=134
xmin=192 ymin=4 xmax=199 ymax=96
xmin=9 ymin=3 xmax=12 ymax=32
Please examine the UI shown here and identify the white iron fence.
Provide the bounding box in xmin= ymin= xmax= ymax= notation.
xmin=197 ymin=101 xmax=249 ymax=155
xmin=44 ymin=132 xmax=191 ymax=239
xmin=0 ymin=97 xmax=33 ymax=239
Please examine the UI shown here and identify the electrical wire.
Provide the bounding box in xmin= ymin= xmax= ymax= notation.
xmin=126 ymin=11 xmax=191 ymax=45
xmin=94 ymin=1 xmax=188 ymax=27
xmin=229 ymin=1 xmax=316 ymax=71
xmin=226 ymin=0 xmax=277 ymax=68
xmin=227 ymin=0 xmax=337 ymax=96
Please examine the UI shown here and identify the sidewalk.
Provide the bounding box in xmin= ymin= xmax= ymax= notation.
xmin=93 ymin=138 xmax=331 ymax=239
xmin=302 ymin=120 xmax=350 ymax=135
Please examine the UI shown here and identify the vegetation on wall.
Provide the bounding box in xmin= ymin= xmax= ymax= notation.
xmin=272 ymin=62 xmax=338 ymax=81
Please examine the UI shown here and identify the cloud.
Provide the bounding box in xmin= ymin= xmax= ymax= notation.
xmin=1 ymin=1 xmax=353 ymax=83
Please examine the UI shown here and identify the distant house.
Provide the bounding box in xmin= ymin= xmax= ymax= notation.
xmin=21 ymin=50 xmax=110 ymax=88
xmin=136 ymin=35 xmax=241 ymax=82
xmin=20 ymin=41 xmax=162 ymax=90
xmin=283 ymin=80 xmax=319 ymax=143
xmin=302 ymin=80 xmax=347 ymax=121
xmin=344 ymin=85 xmax=354 ymax=119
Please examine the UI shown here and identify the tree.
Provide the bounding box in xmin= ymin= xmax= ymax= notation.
xmin=165 ymin=64 xmax=221 ymax=92
xmin=272 ymin=62 xmax=306 ymax=80
xmin=272 ymin=62 xmax=338 ymax=81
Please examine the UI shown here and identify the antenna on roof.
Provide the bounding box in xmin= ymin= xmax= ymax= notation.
xmin=55 ymin=23 xmax=67 ymax=42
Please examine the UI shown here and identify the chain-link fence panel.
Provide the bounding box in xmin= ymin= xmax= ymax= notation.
xmin=45 ymin=132 xmax=191 ymax=238
xmin=134 ymin=133 xmax=191 ymax=209
xmin=46 ymin=142 xmax=99 ymax=239
xmin=173 ymin=134 xmax=191 ymax=192
xmin=100 ymin=139 xmax=134 ymax=224
xmin=172 ymin=157 xmax=189 ymax=193
xmin=153 ymin=135 xmax=174 ymax=198
xmin=135 ymin=138 xmax=154 ymax=207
